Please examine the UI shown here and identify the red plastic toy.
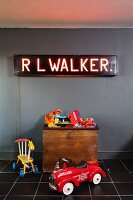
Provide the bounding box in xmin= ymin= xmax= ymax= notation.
xmin=84 ymin=117 xmax=96 ymax=128
xmin=67 ymin=110 xmax=84 ymax=127
xmin=49 ymin=158 xmax=106 ymax=195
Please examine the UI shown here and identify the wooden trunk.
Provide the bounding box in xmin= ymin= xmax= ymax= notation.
xmin=42 ymin=127 xmax=98 ymax=171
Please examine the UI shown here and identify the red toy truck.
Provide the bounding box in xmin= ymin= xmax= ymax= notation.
xmin=67 ymin=110 xmax=84 ymax=127
xmin=49 ymin=158 xmax=106 ymax=195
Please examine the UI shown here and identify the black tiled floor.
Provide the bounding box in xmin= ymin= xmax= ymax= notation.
xmin=121 ymin=160 xmax=133 ymax=172
xmin=70 ymin=182 xmax=90 ymax=195
xmin=0 ymin=159 xmax=133 ymax=199
xmin=41 ymin=172 xmax=50 ymax=182
xmin=0 ymin=161 xmax=10 ymax=171
xmin=0 ymin=173 xmax=19 ymax=182
xmin=6 ymin=196 xmax=34 ymax=200
xmin=0 ymin=196 xmax=5 ymax=200
xmin=35 ymin=196 xmax=62 ymax=200
xmin=110 ymin=172 xmax=133 ymax=182
xmin=100 ymin=173 xmax=111 ymax=183
xmin=62 ymin=196 xmax=91 ymax=200
xmin=103 ymin=160 xmax=128 ymax=172
xmin=120 ymin=197 xmax=133 ymax=200
xmin=34 ymin=160 xmax=43 ymax=171
xmin=92 ymin=197 xmax=121 ymax=200
xmin=9 ymin=183 xmax=38 ymax=195
xmin=90 ymin=183 xmax=118 ymax=196
xmin=115 ymin=183 xmax=133 ymax=195
xmin=2 ymin=161 xmax=16 ymax=172
xmin=0 ymin=183 xmax=13 ymax=195
xmin=17 ymin=172 xmax=42 ymax=182
xmin=37 ymin=183 xmax=62 ymax=196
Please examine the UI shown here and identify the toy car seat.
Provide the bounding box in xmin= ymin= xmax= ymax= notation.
xmin=59 ymin=157 xmax=73 ymax=168
xmin=75 ymin=160 xmax=87 ymax=168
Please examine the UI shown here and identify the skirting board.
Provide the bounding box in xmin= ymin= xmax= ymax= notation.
xmin=98 ymin=151 xmax=133 ymax=159
xmin=0 ymin=151 xmax=133 ymax=160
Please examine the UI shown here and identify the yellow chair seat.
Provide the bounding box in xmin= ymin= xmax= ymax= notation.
xmin=18 ymin=155 xmax=33 ymax=163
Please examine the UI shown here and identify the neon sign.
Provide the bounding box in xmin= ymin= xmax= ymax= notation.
xmin=14 ymin=55 xmax=117 ymax=77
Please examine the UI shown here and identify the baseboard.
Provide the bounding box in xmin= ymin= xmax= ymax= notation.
xmin=98 ymin=151 xmax=133 ymax=159
xmin=0 ymin=151 xmax=133 ymax=160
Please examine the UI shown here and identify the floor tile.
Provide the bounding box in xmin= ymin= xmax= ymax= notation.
xmin=120 ymin=196 xmax=133 ymax=200
xmin=35 ymin=196 xmax=62 ymax=200
xmin=2 ymin=161 xmax=16 ymax=172
xmin=17 ymin=172 xmax=42 ymax=182
xmin=121 ymin=160 xmax=133 ymax=172
xmin=0 ymin=161 xmax=10 ymax=171
xmin=0 ymin=183 xmax=13 ymax=195
xmin=103 ymin=160 xmax=128 ymax=173
xmin=115 ymin=183 xmax=133 ymax=195
xmin=37 ymin=183 xmax=62 ymax=195
xmin=90 ymin=183 xmax=118 ymax=196
xmin=92 ymin=197 xmax=120 ymax=200
xmin=41 ymin=172 xmax=51 ymax=182
xmin=62 ymin=196 xmax=91 ymax=200
xmin=0 ymin=173 xmax=19 ymax=182
xmin=71 ymin=182 xmax=90 ymax=195
xmin=110 ymin=172 xmax=133 ymax=182
xmin=0 ymin=196 xmax=5 ymax=200
xmin=6 ymin=196 xmax=34 ymax=200
xmin=9 ymin=183 xmax=38 ymax=195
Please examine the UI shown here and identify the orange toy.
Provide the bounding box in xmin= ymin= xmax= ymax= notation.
xmin=45 ymin=108 xmax=62 ymax=127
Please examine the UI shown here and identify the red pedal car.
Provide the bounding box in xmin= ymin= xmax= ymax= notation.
xmin=49 ymin=158 xmax=106 ymax=195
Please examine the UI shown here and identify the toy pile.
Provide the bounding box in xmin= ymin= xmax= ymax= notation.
xmin=44 ymin=108 xmax=96 ymax=128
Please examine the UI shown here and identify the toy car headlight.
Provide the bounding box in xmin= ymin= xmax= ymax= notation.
xmin=49 ymin=174 xmax=55 ymax=184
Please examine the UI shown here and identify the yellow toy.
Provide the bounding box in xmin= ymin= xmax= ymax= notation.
xmin=12 ymin=138 xmax=38 ymax=177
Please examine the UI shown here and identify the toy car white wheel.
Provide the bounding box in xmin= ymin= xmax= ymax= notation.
xmin=63 ymin=182 xmax=74 ymax=195
xmin=92 ymin=173 xmax=101 ymax=184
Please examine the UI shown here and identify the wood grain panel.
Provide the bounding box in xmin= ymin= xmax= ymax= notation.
xmin=43 ymin=128 xmax=98 ymax=171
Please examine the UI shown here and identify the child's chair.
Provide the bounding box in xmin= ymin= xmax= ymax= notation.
xmin=12 ymin=138 xmax=38 ymax=177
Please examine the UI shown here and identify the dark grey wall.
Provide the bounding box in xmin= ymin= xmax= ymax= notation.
xmin=0 ymin=28 xmax=133 ymax=159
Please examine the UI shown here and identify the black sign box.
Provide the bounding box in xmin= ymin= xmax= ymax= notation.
xmin=14 ymin=55 xmax=117 ymax=77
